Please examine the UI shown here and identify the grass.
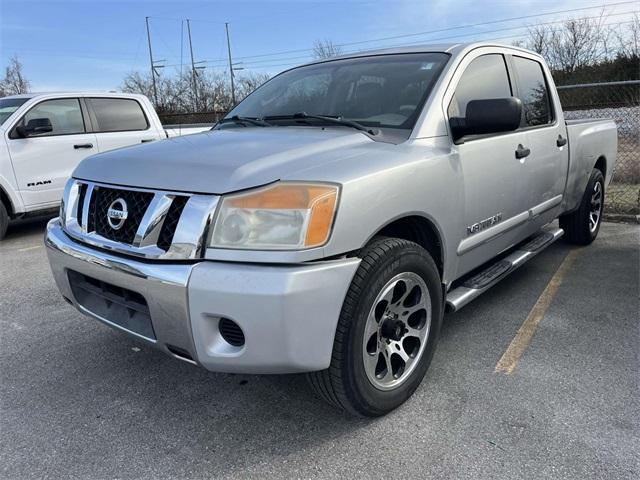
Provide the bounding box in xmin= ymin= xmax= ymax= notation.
xmin=605 ymin=183 xmax=639 ymax=214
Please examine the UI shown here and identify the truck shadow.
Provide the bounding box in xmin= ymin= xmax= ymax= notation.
xmin=3 ymin=233 xmax=575 ymax=477
xmin=4 ymin=216 xmax=54 ymax=241
xmin=8 ymin=321 xmax=373 ymax=476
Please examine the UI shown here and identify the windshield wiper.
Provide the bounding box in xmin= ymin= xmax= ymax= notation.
xmin=219 ymin=115 xmax=273 ymax=127
xmin=264 ymin=112 xmax=379 ymax=135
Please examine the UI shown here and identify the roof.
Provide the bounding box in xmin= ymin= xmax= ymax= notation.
xmin=300 ymin=41 xmax=538 ymax=67
xmin=1 ymin=91 xmax=146 ymax=100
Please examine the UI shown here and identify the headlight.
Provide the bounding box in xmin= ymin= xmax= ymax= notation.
xmin=210 ymin=182 xmax=339 ymax=250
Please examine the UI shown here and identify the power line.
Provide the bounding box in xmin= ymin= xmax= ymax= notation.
xmin=207 ymin=0 xmax=639 ymax=63
xmin=10 ymin=1 xmax=635 ymax=70
xmin=161 ymin=9 xmax=637 ymax=70
xmin=241 ymin=19 xmax=637 ymax=71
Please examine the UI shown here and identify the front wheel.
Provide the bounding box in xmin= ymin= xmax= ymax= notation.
xmin=307 ymin=237 xmax=443 ymax=416
xmin=0 ymin=202 xmax=8 ymax=241
xmin=560 ymin=168 xmax=605 ymax=245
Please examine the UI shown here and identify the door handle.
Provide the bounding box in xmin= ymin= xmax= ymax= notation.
xmin=73 ymin=143 xmax=93 ymax=149
xmin=515 ymin=144 xmax=531 ymax=159
xmin=141 ymin=138 xmax=155 ymax=143
xmin=556 ymin=135 xmax=567 ymax=147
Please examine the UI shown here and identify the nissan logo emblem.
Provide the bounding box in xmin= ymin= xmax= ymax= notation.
xmin=107 ymin=198 xmax=128 ymax=230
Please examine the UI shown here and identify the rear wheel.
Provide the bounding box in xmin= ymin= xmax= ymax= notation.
xmin=307 ymin=237 xmax=443 ymax=416
xmin=560 ymin=168 xmax=605 ymax=245
xmin=0 ymin=202 xmax=8 ymax=241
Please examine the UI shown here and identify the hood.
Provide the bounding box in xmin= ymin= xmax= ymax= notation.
xmin=73 ymin=127 xmax=375 ymax=194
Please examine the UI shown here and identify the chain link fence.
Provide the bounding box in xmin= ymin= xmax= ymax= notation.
xmin=158 ymin=112 xmax=225 ymax=126
xmin=558 ymin=80 xmax=639 ymax=215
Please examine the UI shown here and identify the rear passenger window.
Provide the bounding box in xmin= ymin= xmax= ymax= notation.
xmin=512 ymin=56 xmax=552 ymax=127
xmin=88 ymin=98 xmax=148 ymax=132
xmin=22 ymin=98 xmax=85 ymax=136
xmin=448 ymin=54 xmax=512 ymax=118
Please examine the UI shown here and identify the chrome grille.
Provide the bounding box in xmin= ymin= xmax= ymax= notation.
xmin=76 ymin=183 xmax=87 ymax=229
xmin=88 ymin=186 xmax=155 ymax=244
xmin=61 ymin=179 xmax=219 ymax=260
xmin=157 ymin=195 xmax=189 ymax=251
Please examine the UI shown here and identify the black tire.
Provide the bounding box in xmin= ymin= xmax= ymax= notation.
xmin=559 ymin=168 xmax=605 ymax=245
xmin=0 ymin=202 xmax=8 ymax=241
xmin=307 ymin=237 xmax=443 ymax=417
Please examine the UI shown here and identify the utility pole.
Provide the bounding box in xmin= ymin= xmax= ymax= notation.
xmin=186 ymin=19 xmax=199 ymax=110
xmin=145 ymin=16 xmax=158 ymax=106
xmin=225 ymin=22 xmax=236 ymax=105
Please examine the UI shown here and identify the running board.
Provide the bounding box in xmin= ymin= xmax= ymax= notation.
xmin=446 ymin=227 xmax=564 ymax=312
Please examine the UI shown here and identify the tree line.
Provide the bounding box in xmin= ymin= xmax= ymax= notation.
xmin=515 ymin=12 xmax=639 ymax=85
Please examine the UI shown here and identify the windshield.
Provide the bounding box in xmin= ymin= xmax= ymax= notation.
xmin=226 ymin=53 xmax=449 ymax=133
xmin=0 ymin=97 xmax=30 ymax=126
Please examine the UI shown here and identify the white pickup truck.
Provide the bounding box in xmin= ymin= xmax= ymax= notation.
xmin=0 ymin=92 xmax=210 ymax=239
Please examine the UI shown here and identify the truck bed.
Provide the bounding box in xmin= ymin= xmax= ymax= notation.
xmin=564 ymin=118 xmax=617 ymax=212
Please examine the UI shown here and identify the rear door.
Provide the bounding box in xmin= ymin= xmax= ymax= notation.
xmin=509 ymin=55 xmax=569 ymax=220
xmin=446 ymin=53 xmax=532 ymax=273
xmin=6 ymin=97 xmax=97 ymax=207
xmin=87 ymin=97 xmax=158 ymax=152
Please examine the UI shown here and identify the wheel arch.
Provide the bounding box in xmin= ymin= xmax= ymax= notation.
xmin=0 ymin=185 xmax=14 ymax=217
xmin=594 ymin=155 xmax=607 ymax=179
xmin=367 ymin=214 xmax=446 ymax=278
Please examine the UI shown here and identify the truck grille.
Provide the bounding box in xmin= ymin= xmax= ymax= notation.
xmin=76 ymin=183 xmax=88 ymax=229
xmin=88 ymin=186 xmax=154 ymax=244
xmin=63 ymin=180 xmax=219 ymax=260
xmin=157 ymin=195 xmax=189 ymax=251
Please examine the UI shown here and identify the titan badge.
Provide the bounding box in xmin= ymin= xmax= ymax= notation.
xmin=467 ymin=213 xmax=502 ymax=235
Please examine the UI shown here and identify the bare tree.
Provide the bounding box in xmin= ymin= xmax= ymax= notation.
xmin=121 ymin=68 xmax=269 ymax=113
xmin=521 ymin=13 xmax=611 ymax=72
xmin=554 ymin=15 xmax=610 ymax=71
xmin=121 ymin=71 xmax=154 ymax=99
xmin=312 ymin=39 xmax=343 ymax=59
xmin=0 ymin=55 xmax=30 ymax=96
xmin=235 ymin=72 xmax=270 ymax=100
xmin=522 ymin=24 xmax=552 ymax=58
xmin=616 ymin=12 xmax=640 ymax=58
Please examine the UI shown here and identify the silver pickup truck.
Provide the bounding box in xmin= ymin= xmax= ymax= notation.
xmin=46 ymin=42 xmax=617 ymax=416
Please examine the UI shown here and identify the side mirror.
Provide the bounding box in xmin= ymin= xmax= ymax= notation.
xmin=16 ymin=117 xmax=53 ymax=137
xmin=450 ymin=97 xmax=522 ymax=142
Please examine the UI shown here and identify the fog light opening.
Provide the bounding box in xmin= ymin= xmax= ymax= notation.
xmin=219 ymin=318 xmax=245 ymax=347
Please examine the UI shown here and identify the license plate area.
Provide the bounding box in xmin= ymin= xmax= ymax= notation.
xmin=67 ymin=270 xmax=156 ymax=341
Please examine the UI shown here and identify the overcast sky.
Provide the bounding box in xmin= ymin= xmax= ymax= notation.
xmin=1 ymin=0 xmax=637 ymax=91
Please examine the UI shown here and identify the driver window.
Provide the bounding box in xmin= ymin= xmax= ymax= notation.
xmin=21 ymin=98 xmax=85 ymax=136
xmin=448 ymin=54 xmax=512 ymax=118
xmin=266 ymin=73 xmax=331 ymax=116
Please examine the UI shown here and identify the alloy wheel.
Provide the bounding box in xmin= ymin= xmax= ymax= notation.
xmin=589 ymin=180 xmax=603 ymax=233
xmin=362 ymin=272 xmax=431 ymax=391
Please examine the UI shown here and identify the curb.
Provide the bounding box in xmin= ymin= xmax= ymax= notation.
xmin=603 ymin=213 xmax=640 ymax=224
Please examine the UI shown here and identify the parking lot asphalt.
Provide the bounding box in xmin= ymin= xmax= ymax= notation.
xmin=0 ymin=219 xmax=638 ymax=480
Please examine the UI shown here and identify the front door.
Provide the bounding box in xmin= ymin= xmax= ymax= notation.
xmin=6 ymin=97 xmax=97 ymax=208
xmin=446 ymin=53 xmax=531 ymax=276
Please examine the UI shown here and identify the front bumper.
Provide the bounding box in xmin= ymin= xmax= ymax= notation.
xmin=45 ymin=219 xmax=360 ymax=373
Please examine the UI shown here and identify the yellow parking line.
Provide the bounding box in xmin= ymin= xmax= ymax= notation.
xmin=17 ymin=245 xmax=42 ymax=252
xmin=495 ymin=248 xmax=581 ymax=375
